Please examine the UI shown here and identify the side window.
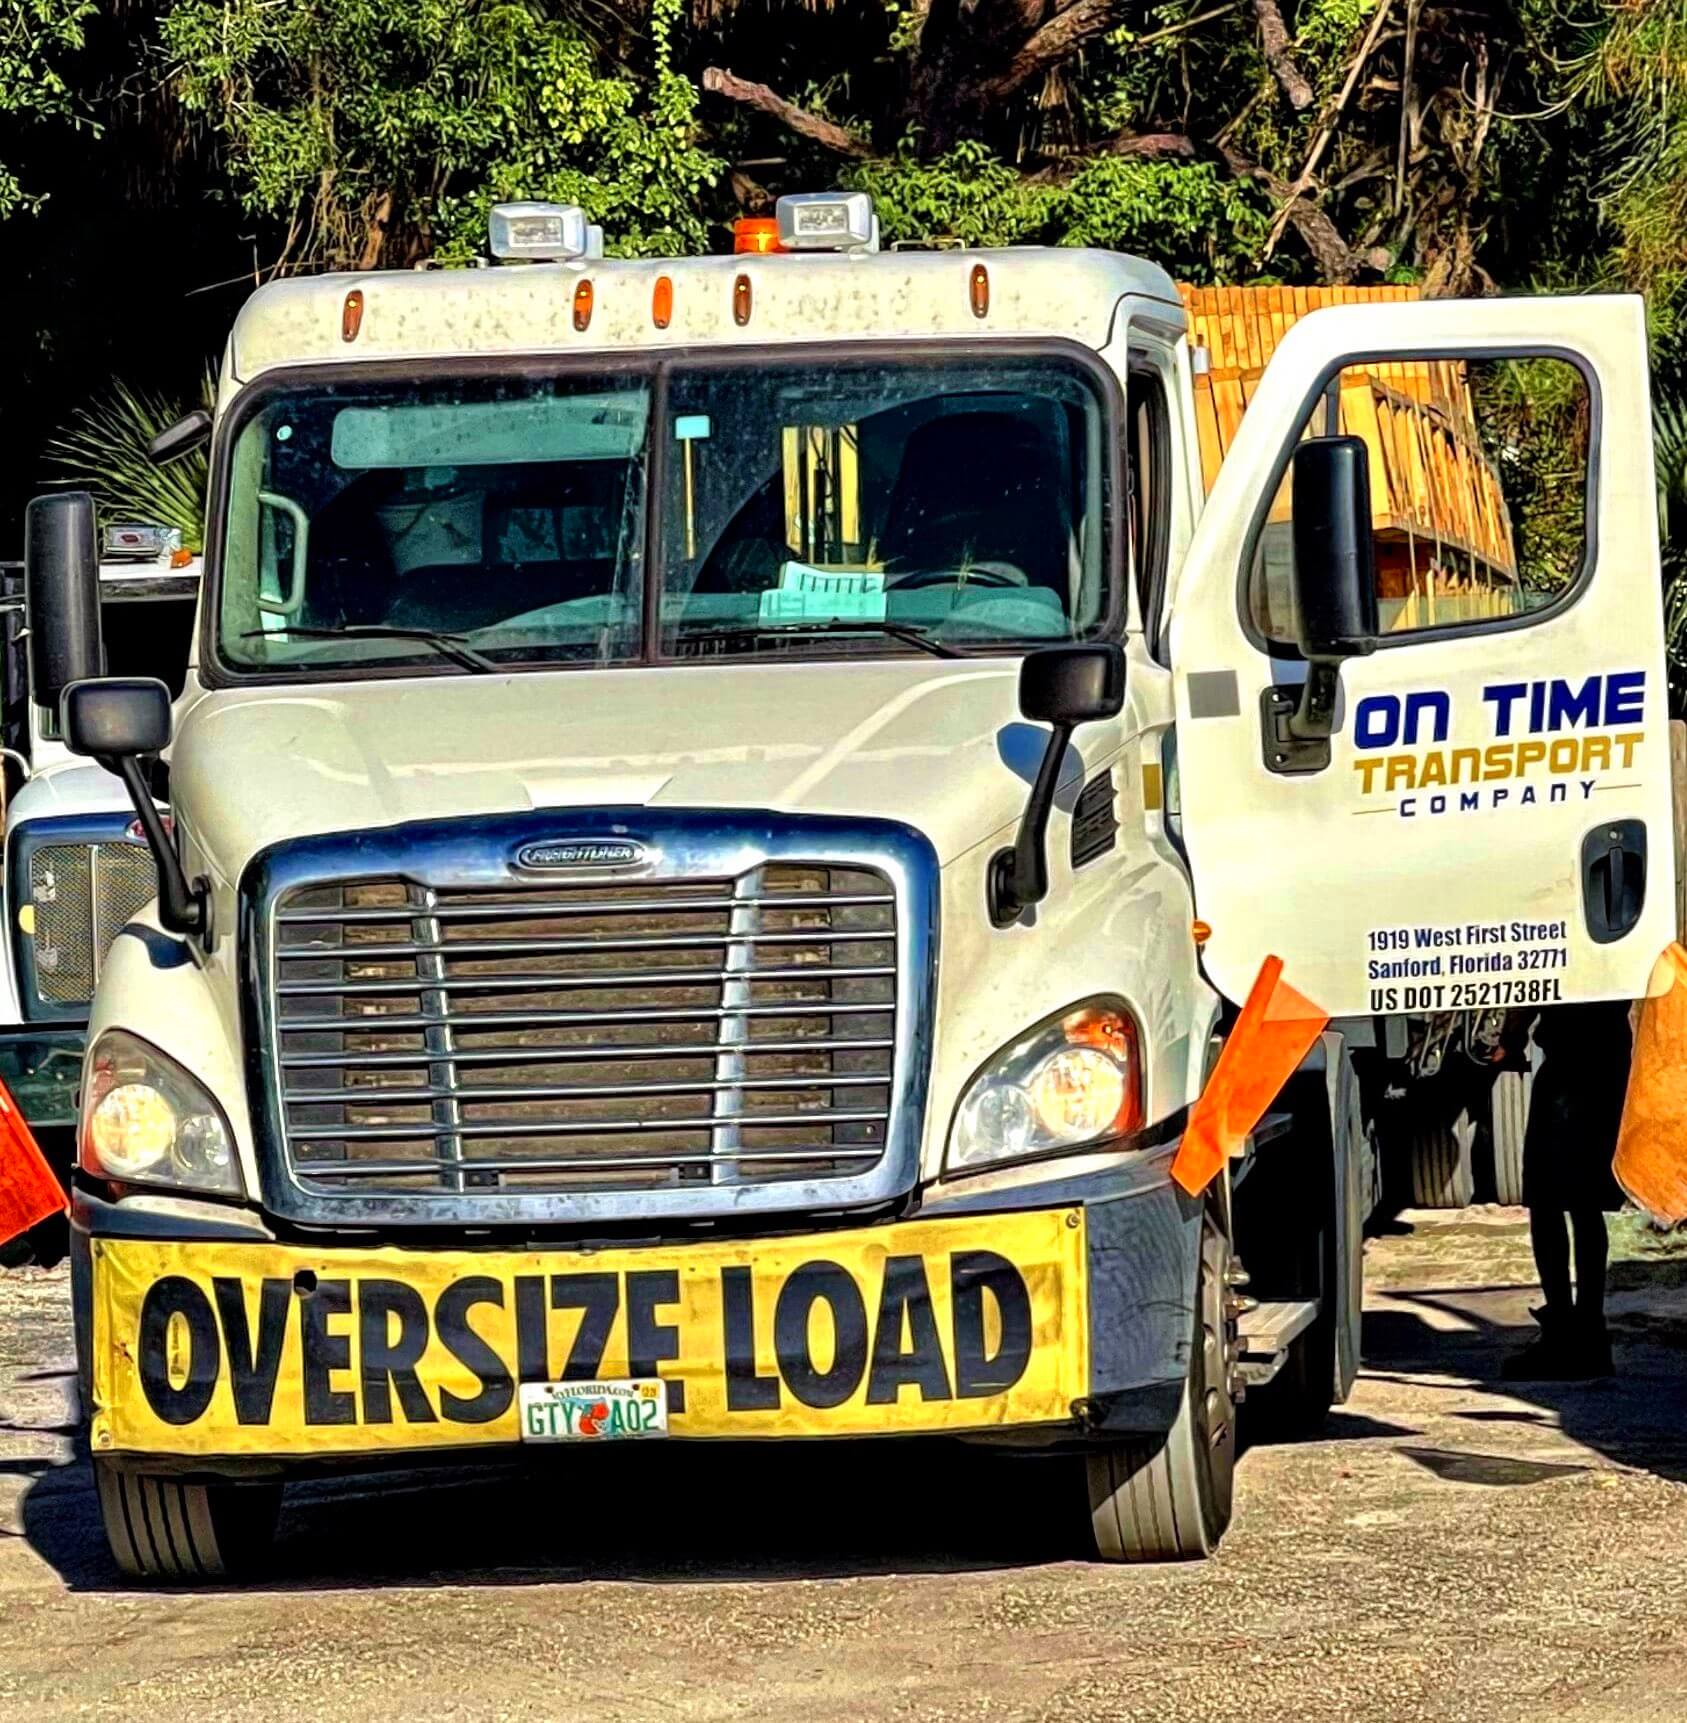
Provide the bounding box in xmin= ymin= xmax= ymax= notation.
xmin=1126 ymin=366 xmax=1171 ymax=635
xmin=1248 ymin=354 xmax=1592 ymax=644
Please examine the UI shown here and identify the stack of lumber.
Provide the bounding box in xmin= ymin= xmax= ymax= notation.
xmin=1180 ymin=284 xmax=1519 ymax=629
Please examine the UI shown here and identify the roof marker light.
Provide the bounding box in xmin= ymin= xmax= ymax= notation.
xmin=775 ymin=192 xmax=878 ymax=253
xmin=652 ymin=275 xmax=674 ymax=329
xmin=733 ymin=273 xmax=752 ymax=327
xmin=489 ymin=201 xmax=589 ymax=262
xmin=733 ymin=217 xmax=782 ymax=255
xmin=341 ymin=289 xmax=364 ymax=342
xmin=573 ymin=279 xmax=594 ymax=332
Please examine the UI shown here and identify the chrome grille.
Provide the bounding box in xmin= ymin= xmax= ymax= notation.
xmin=271 ymin=864 xmax=898 ymax=1197
xmin=29 ymin=841 xmax=159 ymax=1005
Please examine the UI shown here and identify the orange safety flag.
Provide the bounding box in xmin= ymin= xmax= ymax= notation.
xmin=0 ymin=1075 xmax=64 ymax=1249
xmin=1171 ymin=955 xmax=1330 ymax=1198
xmin=1614 ymin=943 xmax=1687 ymax=1226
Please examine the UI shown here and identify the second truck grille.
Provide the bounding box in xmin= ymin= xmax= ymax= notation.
xmin=272 ymin=864 xmax=898 ymax=1196
xmin=28 ymin=841 xmax=159 ymax=1005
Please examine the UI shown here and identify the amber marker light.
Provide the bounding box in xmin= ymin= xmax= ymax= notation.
xmin=733 ymin=272 xmax=752 ymax=326
xmin=969 ymin=263 xmax=990 ymax=318
xmin=573 ymin=279 xmax=594 ymax=332
xmin=733 ymin=218 xmax=783 ymax=254
xmin=652 ymin=275 xmax=674 ymax=329
xmin=341 ymin=289 xmax=364 ymax=342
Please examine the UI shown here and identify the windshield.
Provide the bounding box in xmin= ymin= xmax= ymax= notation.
xmin=216 ymin=352 xmax=1113 ymax=676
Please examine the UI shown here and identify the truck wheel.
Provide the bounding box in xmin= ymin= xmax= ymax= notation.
xmin=95 ymin=1460 xmax=281 ymax=1582
xmin=1407 ymin=1112 xmax=1475 ymax=1209
xmin=1491 ymin=1070 xmax=1529 ymax=1207
xmin=1086 ymin=1218 xmax=1235 ymax=1562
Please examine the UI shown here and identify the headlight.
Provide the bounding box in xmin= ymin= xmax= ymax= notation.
xmin=81 ymin=1029 xmax=241 ymax=1195
xmin=947 ymin=1001 xmax=1143 ymax=1173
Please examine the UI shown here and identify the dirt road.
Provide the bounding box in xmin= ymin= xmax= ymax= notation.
xmin=4 ymin=1209 xmax=1687 ymax=1723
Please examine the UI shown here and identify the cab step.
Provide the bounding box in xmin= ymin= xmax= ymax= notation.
xmin=1233 ymin=1297 xmax=1320 ymax=1387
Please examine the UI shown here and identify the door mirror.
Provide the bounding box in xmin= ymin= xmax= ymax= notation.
xmin=24 ymin=492 xmax=103 ymax=716
xmin=1289 ymin=435 xmax=1379 ymax=661
xmin=60 ymin=675 xmax=208 ymax=942
xmin=1018 ymin=642 xmax=1128 ymax=728
xmin=1261 ymin=437 xmax=1380 ymax=775
xmin=147 ymin=409 xmax=212 ymax=467
xmin=991 ymin=643 xmax=1127 ymax=926
xmin=62 ymin=677 xmax=173 ymax=759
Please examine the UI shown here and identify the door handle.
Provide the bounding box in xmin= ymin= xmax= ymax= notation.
xmin=1581 ymin=819 xmax=1647 ymax=944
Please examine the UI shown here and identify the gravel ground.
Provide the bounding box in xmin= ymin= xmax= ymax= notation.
xmin=4 ymin=1208 xmax=1687 ymax=1722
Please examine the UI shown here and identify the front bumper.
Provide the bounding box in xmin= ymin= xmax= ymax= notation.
xmin=71 ymin=1152 xmax=1201 ymax=1471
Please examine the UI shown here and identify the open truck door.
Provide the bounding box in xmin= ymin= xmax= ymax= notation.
xmin=1171 ymin=295 xmax=1674 ymax=1018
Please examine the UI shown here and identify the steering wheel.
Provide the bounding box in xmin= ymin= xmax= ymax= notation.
xmin=887 ymin=561 xmax=1029 ymax=590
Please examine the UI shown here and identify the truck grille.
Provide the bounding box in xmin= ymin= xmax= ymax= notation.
xmin=28 ymin=841 xmax=159 ymax=1005
xmin=271 ymin=864 xmax=898 ymax=1196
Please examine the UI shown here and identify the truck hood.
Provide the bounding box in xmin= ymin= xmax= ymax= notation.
xmin=169 ymin=659 xmax=1081 ymax=887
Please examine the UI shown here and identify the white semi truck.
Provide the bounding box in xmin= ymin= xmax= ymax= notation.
xmin=29 ymin=195 xmax=1673 ymax=1578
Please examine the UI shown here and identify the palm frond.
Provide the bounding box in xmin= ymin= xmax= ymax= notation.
xmin=40 ymin=371 xmax=215 ymax=552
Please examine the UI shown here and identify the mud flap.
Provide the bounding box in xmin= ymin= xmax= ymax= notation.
xmin=1323 ymin=1030 xmax=1365 ymax=1403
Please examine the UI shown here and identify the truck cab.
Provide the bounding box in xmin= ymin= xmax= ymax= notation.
xmin=34 ymin=196 xmax=1674 ymax=1579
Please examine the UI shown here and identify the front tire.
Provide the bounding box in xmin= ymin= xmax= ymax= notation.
xmin=95 ymin=1460 xmax=281 ymax=1582
xmin=1085 ymin=1218 xmax=1235 ymax=1562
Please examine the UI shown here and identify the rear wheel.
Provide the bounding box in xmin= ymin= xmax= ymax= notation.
xmin=1407 ymin=1109 xmax=1475 ymax=1209
xmin=1491 ymin=1070 xmax=1529 ymax=1207
xmin=95 ymin=1460 xmax=281 ymax=1582
xmin=1085 ymin=1218 xmax=1235 ymax=1562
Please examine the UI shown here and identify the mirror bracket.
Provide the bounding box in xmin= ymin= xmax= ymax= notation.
xmin=988 ymin=719 xmax=1073 ymax=927
xmin=1260 ymin=660 xmax=1341 ymax=776
xmin=104 ymin=754 xmax=213 ymax=949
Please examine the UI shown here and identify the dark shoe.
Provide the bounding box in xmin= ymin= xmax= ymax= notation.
xmin=1501 ymin=1335 xmax=1581 ymax=1380
xmin=1574 ymin=1323 xmax=1614 ymax=1379
xmin=1501 ymin=1305 xmax=1578 ymax=1380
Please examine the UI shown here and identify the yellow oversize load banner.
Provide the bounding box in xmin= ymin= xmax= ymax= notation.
xmin=91 ymin=1209 xmax=1088 ymax=1456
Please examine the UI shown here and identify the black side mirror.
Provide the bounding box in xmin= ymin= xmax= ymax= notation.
xmin=1263 ymin=436 xmax=1379 ymax=774
xmin=147 ymin=409 xmax=212 ymax=467
xmin=24 ymin=492 xmax=103 ymax=716
xmin=63 ymin=677 xmax=172 ymax=757
xmin=1291 ymin=435 xmax=1379 ymax=659
xmin=991 ymin=643 xmax=1126 ymax=927
xmin=61 ymin=676 xmax=209 ymax=944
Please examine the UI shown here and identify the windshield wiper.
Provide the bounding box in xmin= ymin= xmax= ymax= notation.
xmin=679 ymin=621 xmax=961 ymax=660
xmin=238 ymin=624 xmax=496 ymax=674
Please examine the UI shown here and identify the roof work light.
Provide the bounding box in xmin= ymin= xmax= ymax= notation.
xmin=775 ymin=192 xmax=879 ymax=254
xmin=489 ymin=202 xmax=592 ymax=263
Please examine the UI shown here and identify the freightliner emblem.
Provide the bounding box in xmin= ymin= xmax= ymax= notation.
xmin=514 ymin=838 xmax=648 ymax=872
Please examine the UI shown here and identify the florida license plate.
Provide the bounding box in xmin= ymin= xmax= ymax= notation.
xmin=518 ymin=1378 xmax=669 ymax=1442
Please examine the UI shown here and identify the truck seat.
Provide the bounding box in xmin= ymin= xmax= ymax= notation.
xmin=878 ymin=412 xmax=1075 ymax=596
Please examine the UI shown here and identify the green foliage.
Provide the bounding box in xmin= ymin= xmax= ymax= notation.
xmin=0 ymin=0 xmax=96 ymax=219
xmin=850 ymin=143 xmax=1269 ymax=280
xmin=41 ymin=375 xmax=215 ymax=551
xmin=160 ymin=0 xmax=721 ymax=269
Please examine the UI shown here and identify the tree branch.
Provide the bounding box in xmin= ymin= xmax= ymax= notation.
xmin=1251 ymin=0 xmax=1314 ymax=110
xmin=973 ymin=0 xmax=1128 ymax=106
xmin=1264 ymin=0 xmax=1396 ymax=255
xmin=701 ymin=67 xmax=872 ymax=159
xmin=1220 ymin=141 xmax=1358 ymax=281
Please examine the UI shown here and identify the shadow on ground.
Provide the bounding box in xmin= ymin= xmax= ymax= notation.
xmin=1361 ymin=1255 xmax=1687 ymax=1485
xmin=22 ymin=1431 xmax=1106 ymax=1594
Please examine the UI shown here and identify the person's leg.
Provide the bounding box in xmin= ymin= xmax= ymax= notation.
xmin=1570 ymin=1206 xmax=1612 ymax=1372
xmin=1530 ymin=1206 xmax=1573 ymax=1323
xmin=1505 ymin=1207 xmax=1575 ymax=1377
